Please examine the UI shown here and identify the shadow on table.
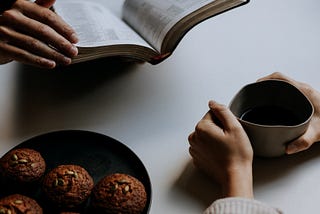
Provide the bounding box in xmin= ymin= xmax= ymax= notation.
xmin=253 ymin=142 xmax=320 ymax=187
xmin=10 ymin=58 xmax=142 ymax=138
xmin=173 ymin=160 xmax=221 ymax=208
xmin=173 ymin=143 xmax=320 ymax=209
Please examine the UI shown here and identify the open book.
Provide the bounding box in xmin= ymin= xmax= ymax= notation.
xmin=54 ymin=0 xmax=249 ymax=65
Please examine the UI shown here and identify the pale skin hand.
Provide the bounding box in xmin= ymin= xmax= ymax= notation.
xmin=0 ymin=0 xmax=78 ymax=69
xmin=258 ymin=72 xmax=320 ymax=154
xmin=188 ymin=100 xmax=254 ymax=198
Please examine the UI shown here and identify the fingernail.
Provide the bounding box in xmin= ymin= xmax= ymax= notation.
xmin=286 ymin=143 xmax=299 ymax=154
xmin=70 ymin=45 xmax=78 ymax=56
xmin=61 ymin=57 xmax=72 ymax=65
xmin=40 ymin=58 xmax=56 ymax=69
xmin=208 ymin=100 xmax=215 ymax=108
xmin=70 ymin=33 xmax=79 ymax=43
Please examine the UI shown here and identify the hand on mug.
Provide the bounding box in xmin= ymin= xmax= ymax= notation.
xmin=258 ymin=72 xmax=320 ymax=154
xmin=188 ymin=100 xmax=254 ymax=198
xmin=0 ymin=0 xmax=78 ymax=68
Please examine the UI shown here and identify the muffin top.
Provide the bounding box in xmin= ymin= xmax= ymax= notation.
xmin=0 ymin=148 xmax=46 ymax=183
xmin=92 ymin=173 xmax=147 ymax=214
xmin=0 ymin=194 xmax=43 ymax=214
xmin=42 ymin=164 xmax=94 ymax=209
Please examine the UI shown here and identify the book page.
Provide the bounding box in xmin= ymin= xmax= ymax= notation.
xmin=54 ymin=0 xmax=154 ymax=49
xmin=91 ymin=0 xmax=125 ymax=18
xmin=122 ymin=0 xmax=218 ymax=52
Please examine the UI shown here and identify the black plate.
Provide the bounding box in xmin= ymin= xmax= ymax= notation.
xmin=0 ymin=130 xmax=152 ymax=213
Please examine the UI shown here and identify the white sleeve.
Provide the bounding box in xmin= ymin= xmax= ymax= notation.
xmin=204 ymin=197 xmax=283 ymax=214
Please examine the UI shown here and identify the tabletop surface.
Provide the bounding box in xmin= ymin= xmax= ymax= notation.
xmin=0 ymin=0 xmax=320 ymax=213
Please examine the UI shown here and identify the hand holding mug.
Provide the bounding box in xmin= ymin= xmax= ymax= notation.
xmin=258 ymin=72 xmax=320 ymax=154
xmin=188 ymin=101 xmax=254 ymax=198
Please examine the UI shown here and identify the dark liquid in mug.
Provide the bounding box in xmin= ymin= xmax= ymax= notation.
xmin=240 ymin=105 xmax=301 ymax=126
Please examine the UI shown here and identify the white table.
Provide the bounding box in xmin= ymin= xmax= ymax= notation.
xmin=1 ymin=0 xmax=320 ymax=213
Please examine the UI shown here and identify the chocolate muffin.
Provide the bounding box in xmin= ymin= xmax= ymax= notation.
xmin=42 ymin=164 xmax=94 ymax=209
xmin=0 ymin=148 xmax=46 ymax=183
xmin=0 ymin=194 xmax=43 ymax=214
xmin=91 ymin=173 xmax=147 ymax=214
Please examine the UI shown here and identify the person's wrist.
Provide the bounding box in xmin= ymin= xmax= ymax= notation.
xmin=0 ymin=0 xmax=17 ymax=14
xmin=222 ymin=163 xmax=254 ymax=198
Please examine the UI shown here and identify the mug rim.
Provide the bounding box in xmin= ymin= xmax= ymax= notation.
xmin=229 ymin=79 xmax=315 ymax=128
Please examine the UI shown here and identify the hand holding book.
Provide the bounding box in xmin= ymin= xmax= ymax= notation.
xmin=54 ymin=0 xmax=249 ymax=65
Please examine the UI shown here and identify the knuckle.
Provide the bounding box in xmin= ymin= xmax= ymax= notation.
xmin=194 ymin=121 xmax=207 ymax=134
xmin=298 ymin=139 xmax=312 ymax=149
xmin=230 ymin=122 xmax=243 ymax=131
xmin=41 ymin=10 xmax=57 ymax=24
xmin=36 ymin=24 xmax=50 ymax=36
xmin=50 ymin=51 xmax=65 ymax=62
xmin=35 ymin=57 xmax=44 ymax=65
xmin=26 ymin=39 xmax=41 ymax=49
xmin=56 ymin=40 xmax=71 ymax=50
xmin=270 ymin=71 xmax=283 ymax=78
xmin=1 ymin=10 xmax=16 ymax=19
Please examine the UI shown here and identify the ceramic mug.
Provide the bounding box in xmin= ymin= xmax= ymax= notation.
xmin=229 ymin=79 xmax=314 ymax=157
